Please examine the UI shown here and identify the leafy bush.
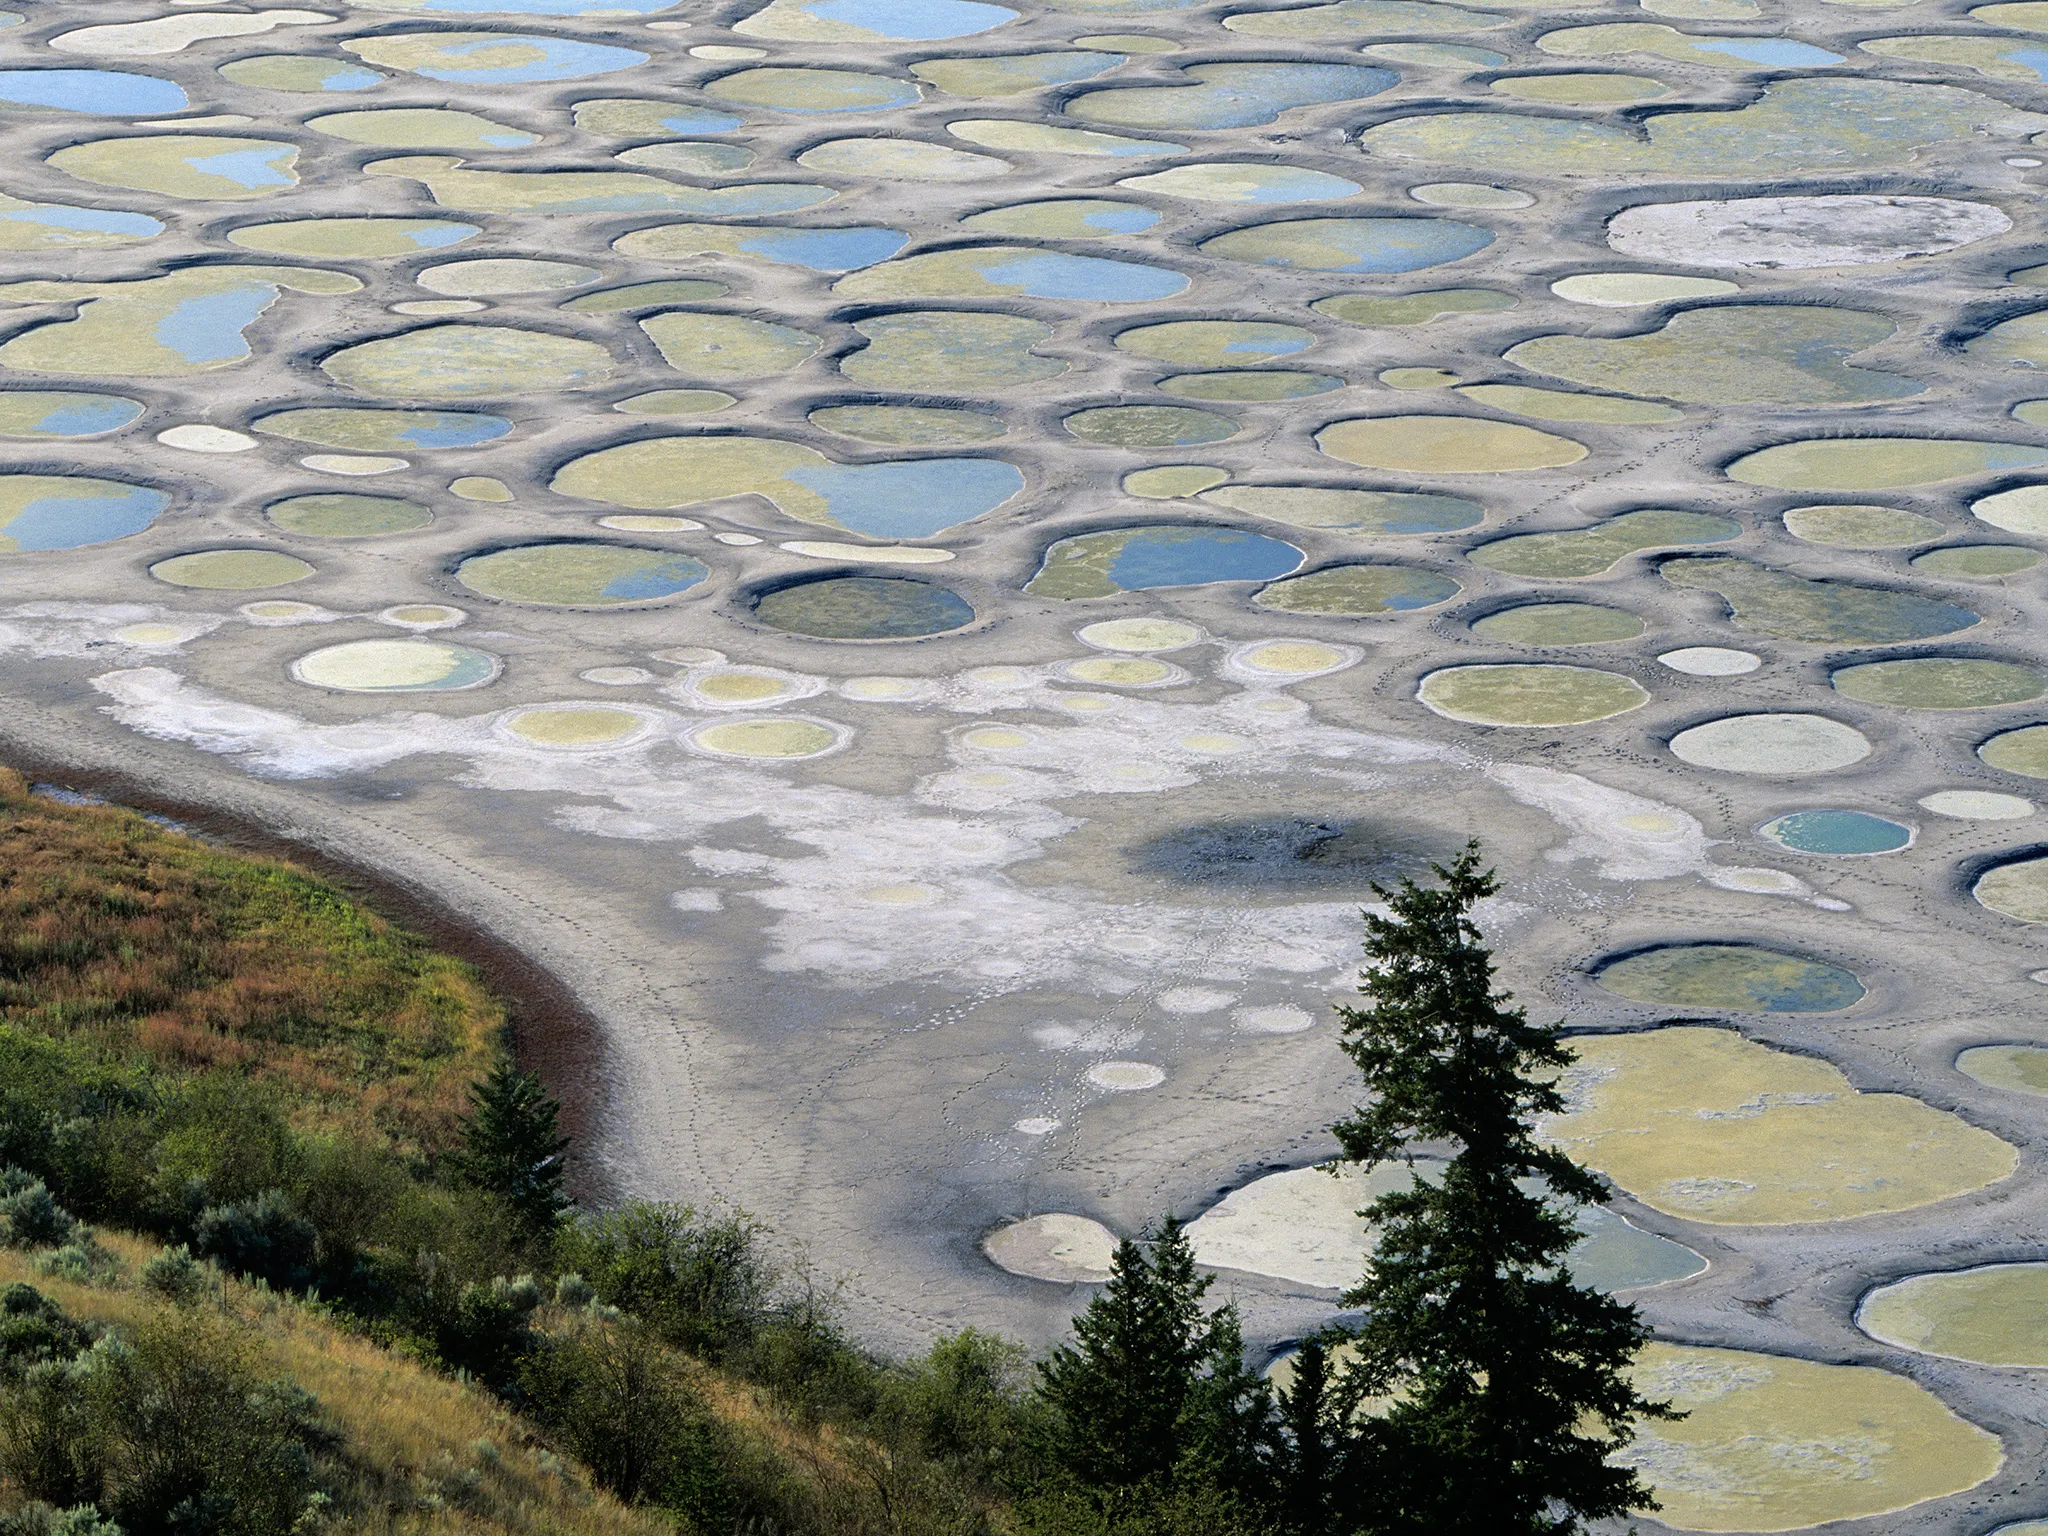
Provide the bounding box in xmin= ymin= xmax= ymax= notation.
xmin=191 ymin=1191 xmax=316 ymax=1292
xmin=0 ymin=1285 xmax=91 ymax=1377
xmin=0 ymin=1504 xmax=124 ymax=1536
xmin=137 ymin=1247 xmax=217 ymax=1308
xmin=0 ymin=1170 xmax=76 ymax=1250
xmin=556 ymin=1202 xmax=776 ymax=1361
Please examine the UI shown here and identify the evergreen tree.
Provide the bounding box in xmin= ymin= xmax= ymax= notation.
xmin=1275 ymin=1335 xmax=1338 ymax=1535
xmin=1329 ymin=844 xmax=1672 ymax=1536
xmin=1033 ymin=1218 xmax=1273 ymax=1520
xmin=452 ymin=1060 xmax=571 ymax=1239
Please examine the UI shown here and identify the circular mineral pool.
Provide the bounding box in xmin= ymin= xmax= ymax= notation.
xmin=1756 ymin=809 xmax=1912 ymax=855
xmin=158 ymin=425 xmax=256 ymax=454
xmin=1026 ymin=526 xmax=1303 ymax=598
xmin=1832 ymin=657 xmax=2046 ymax=710
xmin=1064 ymin=404 xmax=1237 ymax=446
xmin=1732 ymin=438 xmax=2048 ymax=492
xmin=612 ymin=391 xmax=735 ymax=420
xmin=983 ymin=1214 xmax=1116 ymax=1283
xmin=254 ymin=408 xmax=512 ymax=453
xmin=1492 ymin=72 xmax=1669 ymax=103
xmin=1471 ymin=603 xmax=1643 ymax=645
xmin=1230 ymin=639 xmax=1358 ymax=677
xmin=1860 ymin=1262 xmax=2048 ymax=1367
xmin=1318 ymin=415 xmax=1586 ymax=472
xmin=499 ymin=705 xmax=654 ymax=749
xmin=685 ymin=668 xmax=806 ymax=706
xmin=379 ymin=604 xmax=464 ymax=630
xmin=417 ymin=259 xmax=601 ymax=296
xmin=564 ymin=279 xmax=729 ymax=313
xmin=1061 ymin=656 xmax=1180 ymax=687
xmin=265 ymin=493 xmax=431 ymax=538
xmin=321 ymin=325 xmax=615 ymax=399
xmin=456 ymin=543 xmax=709 ymax=606
xmin=1235 ymin=1004 xmax=1314 ymax=1033
xmin=1920 ymin=789 xmax=2034 ymax=819
xmin=1657 ymin=646 xmax=1761 ymax=676
xmin=1158 ymin=371 xmax=1340 ymax=401
xmin=0 ymin=391 xmax=143 ymax=439
xmin=290 ymin=639 xmax=500 ymax=693
xmin=149 ymin=549 xmax=314 ymax=590
xmin=1418 ymin=663 xmax=1650 ymax=726
xmin=1669 ymin=713 xmax=1872 ymax=774
xmin=1973 ymin=483 xmax=2048 ymax=536
xmin=808 ymin=404 xmax=1004 ymax=445
xmin=1088 ymin=1060 xmax=1165 ymax=1091
xmin=598 ymin=515 xmax=702 ymax=533
xmin=1123 ymin=465 xmax=1228 ymax=499
xmin=1076 ymin=617 xmax=1204 ymax=652
xmin=1113 ymin=318 xmax=1315 ymax=367
xmin=1977 ymin=855 xmax=2048 ymax=922
xmin=451 ymin=477 xmax=513 ymax=502
xmin=1980 ymin=724 xmax=2048 ymax=778
xmin=1594 ymin=943 xmax=1864 ymax=1011
xmin=1200 ymin=216 xmax=1492 ymax=274
xmin=1551 ymin=273 xmax=1739 ymax=307
xmin=1783 ymin=503 xmax=1946 ymax=549
xmin=1409 ymin=181 xmax=1533 ymax=209
xmin=752 ymin=576 xmax=975 ymax=639
xmin=687 ymin=717 xmax=846 ymax=759
xmin=1957 ymin=1044 xmax=2048 ymax=1095
xmin=1913 ymin=545 xmax=2041 ymax=578
xmin=962 ymin=199 xmax=1162 ymax=241
xmin=1254 ymin=563 xmax=1458 ymax=615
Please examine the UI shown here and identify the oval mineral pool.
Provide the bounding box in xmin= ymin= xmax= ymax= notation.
xmin=753 ymin=576 xmax=975 ymax=639
xmin=1419 ymin=663 xmax=1649 ymax=726
xmin=1956 ymin=1044 xmax=2048 ymax=1095
xmin=220 ymin=56 xmax=386 ymax=93
xmin=1410 ymin=181 xmax=1532 ymax=209
xmin=834 ymin=245 xmax=1187 ymax=301
xmin=703 ymin=65 xmax=918 ymax=111
xmin=1551 ymin=272 xmax=1737 ymax=307
xmin=1229 ymin=639 xmax=1357 ymax=677
xmin=343 ymin=32 xmax=649 ymax=84
xmin=1125 ymin=465 xmax=1227 ymax=498
xmin=1783 ymin=503 xmax=1946 ymax=548
xmin=254 ymin=408 xmax=512 ymax=452
xmin=1861 ymin=1263 xmax=2048 ymax=1367
xmin=1077 ymin=617 xmax=1204 ymax=652
xmin=1491 ymin=72 xmax=1669 ymax=103
xmin=1455 ymin=385 xmax=1677 ymax=424
xmin=149 ymin=549 xmax=315 ymax=590
xmin=563 ymin=279 xmax=728 ymax=313
xmin=614 ymin=390 xmax=736 ymax=417
xmin=1669 ymin=713 xmax=1872 ymax=774
xmin=1977 ymin=856 xmax=2048 ymax=922
xmin=227 ymin=217 xmax=481 ymax=258
xmin=1594 ymin=943 xmax=1863 ymax=1011
xmin=1159 ymin=371 xmax=1340 ymax=402
xmin=688 ymin=717 xmax=846 ymax=758
xmin=1660 ymin=557 xmax=1978 ymax=644
xmin=499 ymin=705 xmax=654 ymax=749
xmin=417 ymin=258 xmax=599 ymax=296
xmin=265 ymin=493 xmax=432 ymax=538
xmin=1064 ymin=405 xmax=1237 ymax=446
xmin=1201 ymin=217 xmax=1491 ymax=273
xmin=1913 ymin=545 xmax=2040 ymax=578
xmin=309 ymin=108 xmax=539 ymax=150
xmin=1657 ymin=646 xmax=1760 ymax=676
xmin=52 ymin=136 xmax=300 ymax=200
xmin=1201 ymin=485 xmax=1484 ymax=535
xmin=799 ymin=137 xmax=1005 ymax=180
xmin=1319 ymin=415 xmax=1586 ymax=473
xmin=1757 ymin=809 xmax=1912 ymax=855
xmin=1025 ymin=526 xmax=1303 ymax=599
xmin=638 ymin=313 xmax=821 ymax=380
xmin=0 ymin=392 xmax=142 ymax=438
xmin=1470 ymin=603 xmax=1643 ymax=645
xmin=1833 ymin=657 xmax=2046 ymax=709
xmin=290 ymin=638 xmax=500 ymax=692
xmin=1314 ymin=289 xmax=1516 ymax=327
xmin=1114 ymin=319 xmax=1314 ymax=367
xmin=0 ymin=475 xmax=170 ymax=552
xmin=457 ymin=543 xmax=709 ymax=606
xmin=0 ymin=69 xmax=188 ymax=115
xmin=961 ymin=199 xmax=1159 ymax=239
xmin=1254 ymin=564 xmax=1458 ymax=615
xmin=1921 ymin=789 xmax=2034 ymax=820
xmin=1729 ymin=438 xmax=2048 ymax=491
xmin=1980 ymin=724 xmax=2048 ymax=777
xmin=1066 ymin=61 xmax=1394 ymax=130
xmin=322 ymin=326 xmax=615 ymax=398
xmin=1467 ymin=509 xmax=1740 ymax=578
xmin=1117 ymin=162 xmax=1361 ymax=203
xmin=983 ymin=1213 xmax=1116 ymax=1283
xmin=736 ymin=0 xmax=1018 ymax=42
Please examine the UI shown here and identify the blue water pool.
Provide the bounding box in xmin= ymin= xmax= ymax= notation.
xmin=795 ymin=0 xmax=1018 ymax=39
xmin=1206 ymin=216 xmax=1494 ymax=273
xmin=183 ymin=145 xmax=295 ymax=189
xmin=978 ymin=250 xmax=1188 ymax=300
xmin=600 ymin=557 xmax=710 ymax=600
xmin=0 ymin=70 xmax=187 ymax=115
xmin=0 ymin=483 xmax=171 ymax=552
xmin=26 ymin=396 xmax=143 ymax=436
xmin=1757 ymin=809 xmax=1913 ymax=855
xmin=1695 ymin=37 xmax=1843 ymax=66
xmin=315 ymin=66 xmax=385 ymax=90
xmin=736 ymin=226 xmax=909 ymax=270
xmin=660 ymin=107 xmax=744 ymax=134
xmin=154 ymin=285 xmax=278 ymax=365
xmin=785 ymin=458 xmax=1024 ymax=537
xmin=0 ymin=203 xmax=161 ymax=238
xmin=411 ymin=36 xmax=648 ymax=83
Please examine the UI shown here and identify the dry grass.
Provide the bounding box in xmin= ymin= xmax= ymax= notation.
xmin=0 ymin=769 xmax=501 ymax=1150
xmin=0 ymin=1231 xmax=671 ymax=1536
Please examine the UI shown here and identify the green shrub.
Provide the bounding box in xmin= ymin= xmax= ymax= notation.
xmin=556 ymin=1202 xmax=775 ymax=1361
xmin=191 ymin=1191 xmax=316 ymax=1292
xmin=137 ymin=1248 xmax=217 ymax=1308
xmin=0 ymin=1170 xmax=77 ymax=1250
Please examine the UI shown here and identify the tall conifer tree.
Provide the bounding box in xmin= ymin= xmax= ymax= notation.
xmin=1329 ymin=844 xmax=1672 ymax=1535
xmin=453 ymin=1059 xmax=571 ymax=1238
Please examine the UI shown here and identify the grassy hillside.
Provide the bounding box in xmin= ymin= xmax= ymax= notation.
xmin=0 ymin=769 xmax=498 ymax=1149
